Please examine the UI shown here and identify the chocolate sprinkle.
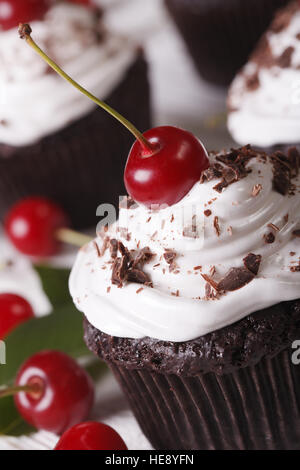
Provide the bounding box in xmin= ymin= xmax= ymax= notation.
xmin=213 ymin=216 xmax=221 ymax=237
xmin=204 ymin=209 xmax=212 ymax=217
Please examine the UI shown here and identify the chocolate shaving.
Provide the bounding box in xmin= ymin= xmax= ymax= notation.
xmin=252 ymin=184 xmax=262 ymax=197
xmin=200 ymin=163 xmax=223 ymax=183
xmin=109 ymin=239 xmax=118 ymax=259
xmin=202 ymin=146 xmax=256 ymax=194
xmin=201 ymin=273 xmax=219 ymax=292
xmin=163 ymin=250 xmax=177 ymax=265
xmin=213 ymin=216 xmax=221 ymax=237
xmin=110 ymin=242 xmax=153 ymax=287
xmin=133 ymin=247 xmax=154 ymax=268
xmin=118 ymin=241 xmax=132 ymax=264
xmin=270 ymin=148 xmax=300 ymax=196
xmin=203 ymin=252 xmax=261 ymax=295
xmin=264 ymin=232 xmax=275 ymax=244
xmin=204 ymin=209 xmax=212 ymax=217
xmin=218 ymin=267 xmax=255 ymax=292
xmin=111 ymin=257 xmax=128 ymax=287
xmin=270 ymin=5 xmax=294 ymax=33
xmin=277 ymin=46 xmax=294 ymax=68
xmin=268 ymin=223 xmax=279 ymax=232
xmin=93 ymin=241 xmax=101 ymax=258
xmin=127 ymin=269 xmax=152 ymax=286
xmin=293 ymin=230 xmax=300 ymax=238
xmin=243 ymin=253 xmax=262 ymax=275
xmin=245 ymin=73 xmax=260 ymax=91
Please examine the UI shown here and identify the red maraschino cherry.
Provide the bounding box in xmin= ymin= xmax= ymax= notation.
xmin=5 ymin=197 xmax=92 ymax=257
xmin=0 ymin=0 xmax=50 ymax=31
xmin=5 ymin=197 xmax=69 ymax=257
xmin=18 ymin=24 xmax=209 ymax=209
xmin=124 ymin=126 xmax=208 ymax=207
xmin=55 ymin=422 xmax=128 ymax=451
xmin=0 ymin=293 xmax=34 ymax=339
xmin=0 ymin=351 xmax=94 ymax=434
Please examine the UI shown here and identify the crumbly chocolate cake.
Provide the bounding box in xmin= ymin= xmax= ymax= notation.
xmin=84 ymin=298 xmax=300 ymax=376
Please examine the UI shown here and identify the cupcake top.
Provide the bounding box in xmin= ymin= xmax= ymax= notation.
xmin=0 ymin=2 xmax=139 ymax=147
xmin=228 ymin=1 xmax=300 ymax=148
xmin=70 ymin=146 xmax=300 ymax=342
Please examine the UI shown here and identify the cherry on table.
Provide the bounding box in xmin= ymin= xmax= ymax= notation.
xmin=5 ymin=197 xmax=70 ymax=257
xmin=0 ymin=293 xmax=34 ymax=339
xmin=55 ymin=422 xmax=128 ymax=450
xmin=0 ymin=0 xmax=50 ymax=31
xmin=124 ymin=126 xmax=209 ymax=207
xmin=12 ymin=351 xmax=94 ymax=434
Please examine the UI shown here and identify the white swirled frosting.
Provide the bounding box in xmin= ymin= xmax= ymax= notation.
xmin=70 ymin=151 xmax=300 ymax=342
xmin=228 ymin=2 xmax=300 ymax=148
xmin=0 ymin=3 xmax=138 ymax=146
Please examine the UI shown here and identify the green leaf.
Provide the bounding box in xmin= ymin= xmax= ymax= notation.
xmin=33 ymin=265 xmax=72 ymax=308
xmin=0 ymin=304 xmax=89 ymax=387
xmin=0 ymin=397 xmax=35 ymax=437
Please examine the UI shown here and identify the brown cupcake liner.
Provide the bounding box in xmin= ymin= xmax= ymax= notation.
xmin=0 ymin=55 xmax=151 ymax=229
xmin=109 ymin=347 xmax=300 ymax=450
xmin=164 ymin=0 xmax=289 ymax=86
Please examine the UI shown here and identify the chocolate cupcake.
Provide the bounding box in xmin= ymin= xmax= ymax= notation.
xmin=164 ymin=0 xmax=289 ymax=86
xmin=228 ymin=1 xmax=300 ymax=153
xmin=0 ymin=2 xmax=151 ymax=229
xmin=70 ymin=145 xmax=300 ymax=449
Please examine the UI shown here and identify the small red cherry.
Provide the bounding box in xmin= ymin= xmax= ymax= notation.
xmin=14 ymin=351 xmax=94 ymax=434
xmin=5 ymin=197 xmax=69 ymax=257
xmin=124 ymin=126 xmax=209 ymax=208
xmin=0 ymin=0 xmax=50 ymax=31
xmin=0 ymin=293 xmax=34 ymax=339
xmin=55 ymin=422 xmax=128 ymax=450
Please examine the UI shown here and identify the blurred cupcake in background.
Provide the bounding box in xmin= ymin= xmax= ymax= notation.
xmin=164 ymin=0 xmax=290 ymax=86
xmin=228 ymin=1 xmax=300 ymax=152
xmin=0 ymin=0 xmax=151 ymax=228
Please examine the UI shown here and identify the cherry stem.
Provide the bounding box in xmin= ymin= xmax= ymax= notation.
xmin=18 ymin=24 xmax=154 ymax=154
xmin=56 ymin=228 xmax=93 ymax=248
xmin=0 ymin=384 xmax=39 ymax=399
